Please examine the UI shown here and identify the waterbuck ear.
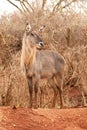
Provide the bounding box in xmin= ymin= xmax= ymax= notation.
xmin=26 ymin=23 xmax=31 ymax=32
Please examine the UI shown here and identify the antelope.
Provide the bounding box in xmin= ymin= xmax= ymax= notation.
xmin=21 ymin=24 xmax=66 ymax=108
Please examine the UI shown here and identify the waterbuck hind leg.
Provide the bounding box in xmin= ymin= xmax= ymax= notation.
xmin=27 ymin=77 xmax=33 ymax=108
xmin=56 ymin=77 xmax=64 ymax=108
xmin=54 ymin=73 xmax=64 ymax=109
xmin=40 ymin=87 xmax=45 ymax=108
xmin=57 ymin=87 xmax=63 ymax=108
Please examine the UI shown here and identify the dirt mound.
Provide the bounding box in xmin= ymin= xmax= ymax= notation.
xmin=0 ymin=107 xmax=87 ymax=130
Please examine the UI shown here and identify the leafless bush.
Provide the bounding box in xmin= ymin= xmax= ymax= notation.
xmin=0 ymin=6 xmax=87 ymax=107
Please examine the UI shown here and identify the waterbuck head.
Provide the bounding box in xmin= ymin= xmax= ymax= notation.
xmin=25 ymin=23 xmax=44 ymax=49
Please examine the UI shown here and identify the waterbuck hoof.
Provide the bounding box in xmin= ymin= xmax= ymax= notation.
xmin=33 ymin=104 xmax=38 ymax=109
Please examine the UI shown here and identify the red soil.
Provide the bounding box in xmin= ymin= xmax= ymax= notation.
xmin=0 ymin=107 xmax=87 ymax=130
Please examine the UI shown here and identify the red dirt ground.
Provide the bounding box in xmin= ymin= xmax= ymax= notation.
xmin=0 ymin=107 xmax=87 ymax=130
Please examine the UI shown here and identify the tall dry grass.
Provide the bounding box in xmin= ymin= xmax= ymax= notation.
xmin=0 ymin=10 xmax=87 ymax=107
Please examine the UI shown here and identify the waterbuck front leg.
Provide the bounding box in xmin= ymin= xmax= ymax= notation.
xmin=34 ymin=82 xmax=38 ymax=108
xmin=50 ymin=78 xmax=58 ymax=108
xmin=27 ymin=77 xmax=33 ymax=108
xmin=58 ymin=80 xmax=64 ymax=108
xmin=33 ymin=77 xmax=39 ymax=109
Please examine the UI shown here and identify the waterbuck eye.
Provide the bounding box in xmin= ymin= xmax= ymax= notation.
xmin=39 ymin=42 xmax=44 ymax=46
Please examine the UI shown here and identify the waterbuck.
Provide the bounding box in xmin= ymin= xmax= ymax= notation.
xmin=21 ymin=24 xmax=66 ymax=108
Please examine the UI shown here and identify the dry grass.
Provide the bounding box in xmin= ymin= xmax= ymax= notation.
xmin=0 ymin=11 xmax=87 ymax=107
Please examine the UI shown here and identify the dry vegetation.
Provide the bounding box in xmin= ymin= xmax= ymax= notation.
xmin=0 ymin=0 xmax=87 ymax=108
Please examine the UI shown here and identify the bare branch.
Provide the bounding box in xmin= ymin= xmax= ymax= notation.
xmin=20 ymin=1 xmax=27 ymax=13
xmin=42 ymin=0 xmax=47 ymax=9
xmin=52 ymin=0 xmax=63 ymax=13
xmin=24 ymin=0 xmax=34 ymax=12
xmin=6 ymin=0 xmax=23 ymax=13
xmin=62 ymin=0 xmax=77 ymax=9
xmin=21 ymin=1 xmax=30 ymax=13
xmin=52 ymin=0 xmax=77 ymax=14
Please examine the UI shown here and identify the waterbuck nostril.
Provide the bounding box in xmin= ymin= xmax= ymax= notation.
xmin=39 ymin=42 xmax=44 ymax=46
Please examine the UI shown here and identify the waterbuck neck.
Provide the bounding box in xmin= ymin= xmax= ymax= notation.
xmin=24 ymin=43 xmax=36 ymax=67
xmin=22 ymin=33 xmax=37 ymax=67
